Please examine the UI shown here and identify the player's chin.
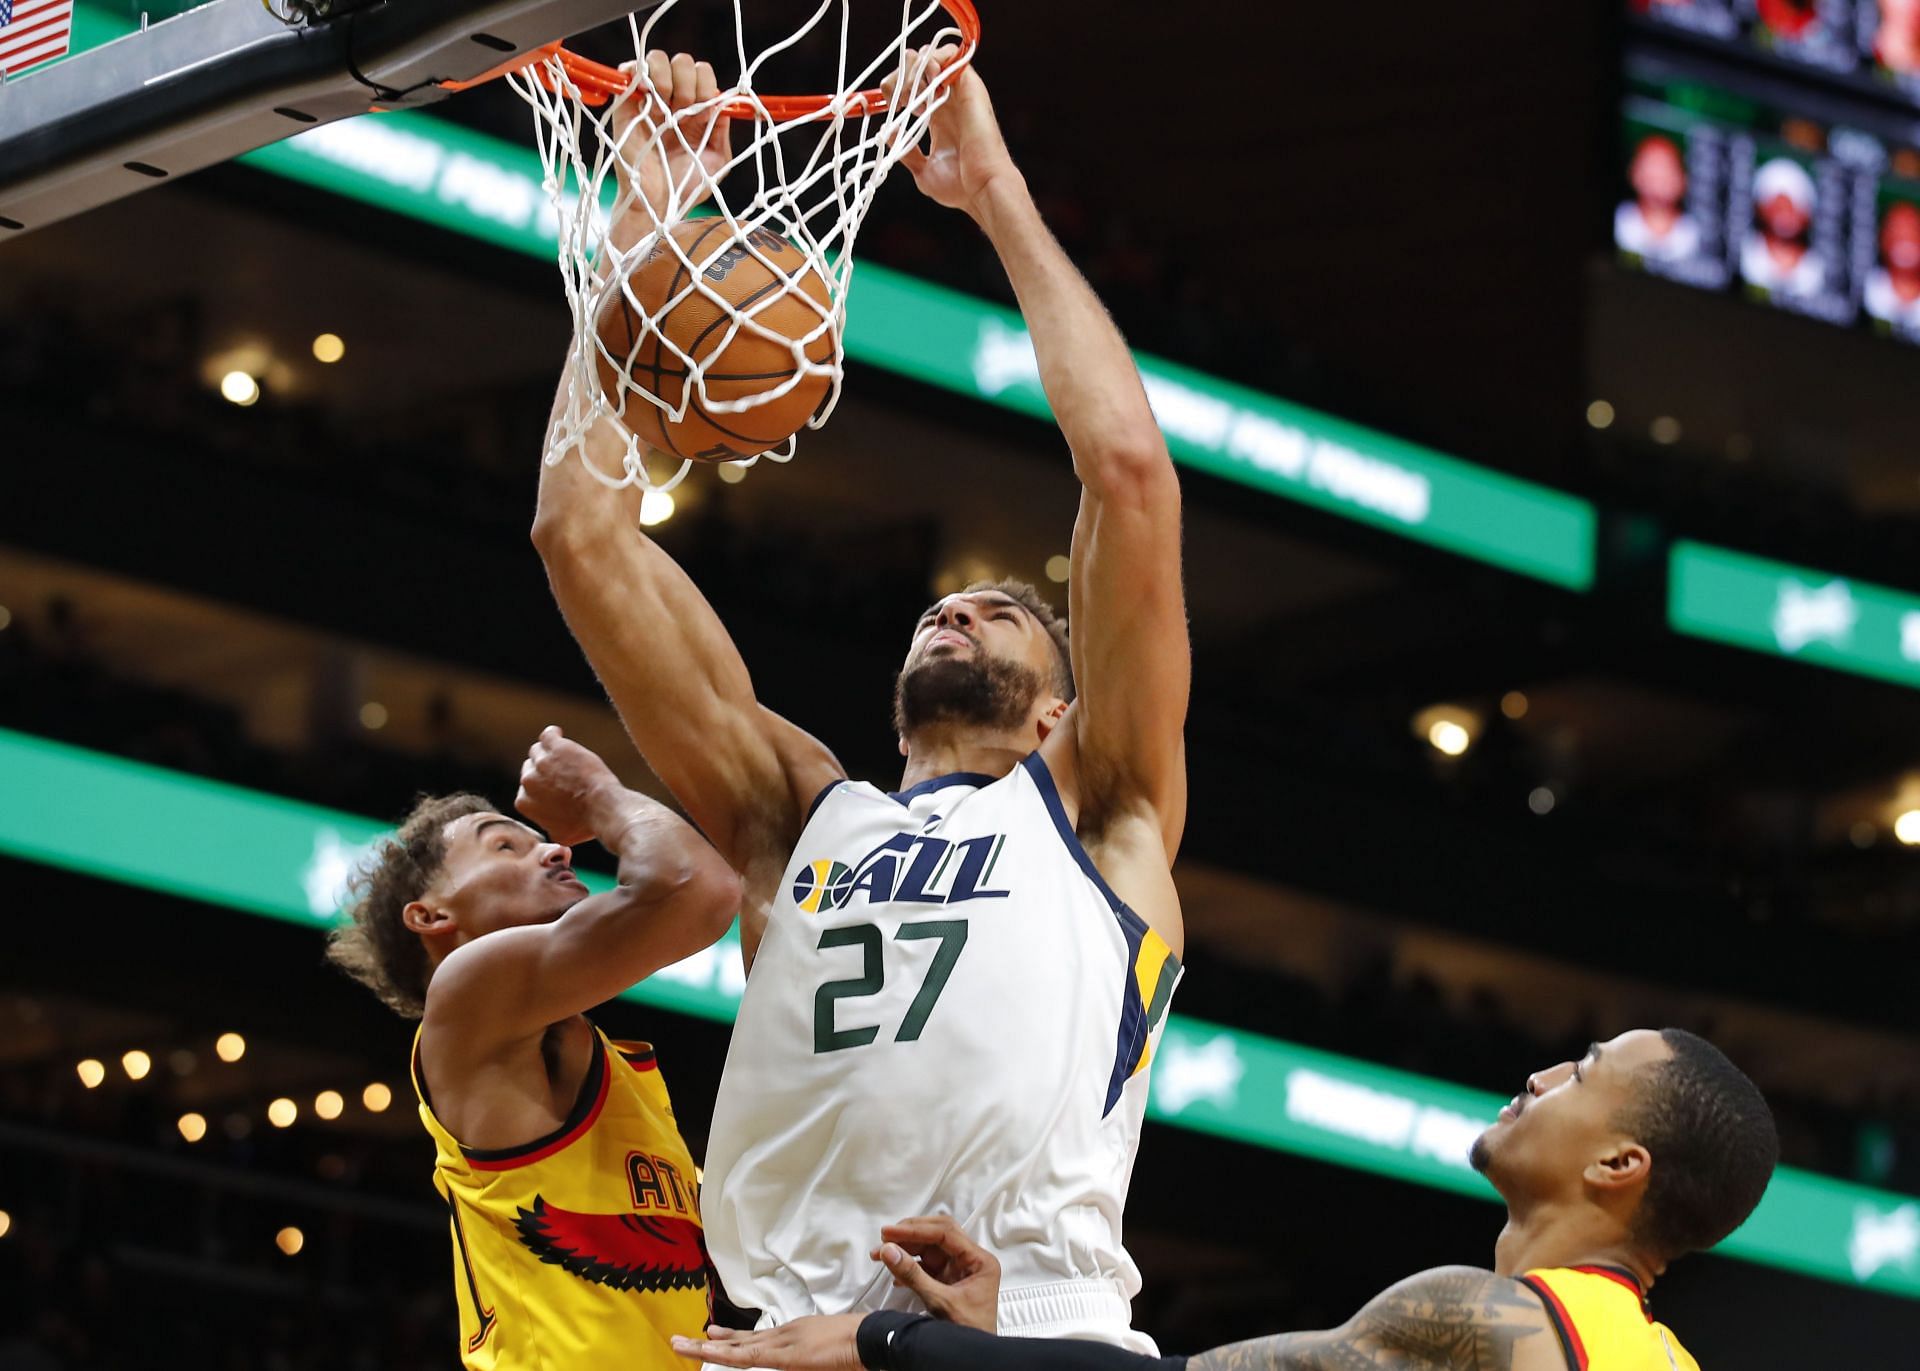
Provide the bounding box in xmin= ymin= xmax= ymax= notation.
xmin=522 ymin=893 xmax=580 ymax=926
xmin=1467 ymin=1127 xmax=1499 ymax=1175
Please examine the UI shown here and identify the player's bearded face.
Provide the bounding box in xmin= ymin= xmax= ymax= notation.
xmin=893 ymin=644 xmax=1047 ymax=736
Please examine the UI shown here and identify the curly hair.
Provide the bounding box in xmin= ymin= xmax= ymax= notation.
xmin=962 ymin=578 xmax=1074 ymax=702
xmin=326 ymin=793 xmax=495 ymax=1019
xmin=1620 ymin=1029 xmax=1779 ymax=1261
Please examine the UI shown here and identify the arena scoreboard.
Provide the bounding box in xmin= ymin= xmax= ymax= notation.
xmin=1620 ymin=8 xmax=1920 ymax=344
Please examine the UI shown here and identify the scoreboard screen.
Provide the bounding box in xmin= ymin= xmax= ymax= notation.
xmin=1618 ymin=47 xmax=1920 ymax=343
xmin=1627 ymin=0 xmax=1920 ymax=110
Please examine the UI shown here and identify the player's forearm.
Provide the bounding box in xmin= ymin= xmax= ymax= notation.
xmin=971 ymin=174 xmax=1168 ymax=493
xmin=531 ymin=373 xmax=643 ymax=550
xmin=588 ymin=783 xmax=735 ymax=910
xmin=858 ymin=1314 xmax=1185 ymax=1371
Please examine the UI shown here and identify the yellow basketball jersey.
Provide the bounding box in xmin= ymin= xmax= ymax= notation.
xmin=411 ymin=1024 xmax=711 ymax=1370
xmin=1519 ymin=1266 xmax=1702 ymax=1371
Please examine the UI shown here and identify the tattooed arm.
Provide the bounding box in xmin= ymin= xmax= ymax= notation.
xmin=1189 ymin=1267 xmax=1555 ymax=1371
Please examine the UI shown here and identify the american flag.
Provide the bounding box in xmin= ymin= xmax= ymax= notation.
xmin=0 ymin=0 xmax=75 ymax=77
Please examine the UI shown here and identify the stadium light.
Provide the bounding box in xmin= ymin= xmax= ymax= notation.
xmin=1586 ymin=399 xmax=1615 ymax=430
xmin=267 ymin=1098 xmax=298 ymax=1128
xmin=362 ymin=1082 xmax=393 ymax=1113
xmin=314 ymin=1090 xmax=344 ymax=1121
xmin=1528 ymin=786 xmax=1557 ymax=816
xmin=639 ymin=491 xmax=676 ymax=527
xmin=1896 ymin=810 xmax=1920 ymax=846
xmin=716 ymin=462 xmax=747 ymax=485
xmin=1413 ymin=705 xmax=1477 ymax=758
xmin=219 ymin=371 xmax=261 ymax=407
xmin=0 ymin=1211 xmax=11 ymax=1239
xmin=358 ymin=702 xmax=388 ymax=730
xmin=121 ymin=1050 xmax=151 ymax=1080
xmin=177 ymin=1112 xmax=208 ymax=1143
xmin=215 ymin=1032 xmax=246 ymax=1063
xmin=75 ymin=1059 xmax=105 ymax=1089
xmin=1500 ymin=691 xmax=1529 ymax=720
xmin=311 ymin=333 xmax=346 ymax=364
xmin=275 ymin=1226 xmax=304 ymax=1256
xmin=1045 ymin=555 xmax=1070 ymax=584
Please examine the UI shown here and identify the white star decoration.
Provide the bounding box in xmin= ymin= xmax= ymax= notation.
xmin=302 ymin=827 xmax=372 ymax=921
xmin=1154 ymin=1033 xmax=1245 ymax=1115
xmin=1850 ymin=1203 xmax=1920 ymax=1284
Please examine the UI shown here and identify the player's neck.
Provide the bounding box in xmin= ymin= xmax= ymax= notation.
xmin=1492 ymin=1205 xmax=1660 ymax=1292
xmin=899 ymin=726 xmax=1034 ymax=789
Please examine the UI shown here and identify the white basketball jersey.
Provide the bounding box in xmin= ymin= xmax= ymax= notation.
xmin=700 ymin=753 xmax=1181 ymax=1348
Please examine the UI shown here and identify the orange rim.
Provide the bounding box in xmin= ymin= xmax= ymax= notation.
xmin=438 ymin=0 xmax=979 ymax=117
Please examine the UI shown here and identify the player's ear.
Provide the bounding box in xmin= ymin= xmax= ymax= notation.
xmin=1034 ymin=697 xmax=1070 ymax=743
xmin=898 ymin=732 xmax=910 ymax=758
xmin=403 ymin=900 xmax=456 ymax=938
xmin=1586 ymin=1139 xmax=1652 ymax=1195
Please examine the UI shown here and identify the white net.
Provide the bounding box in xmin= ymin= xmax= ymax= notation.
xmin=511 ymin=0 xmax=977 ymax=494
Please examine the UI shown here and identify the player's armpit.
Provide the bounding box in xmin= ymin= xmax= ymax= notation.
xmin=1188 ymin=1267 xmax=1554 ymax=1371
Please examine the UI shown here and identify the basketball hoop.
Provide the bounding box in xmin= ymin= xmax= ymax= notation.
xmin=454 ymin=0 xmax=980 ymax=493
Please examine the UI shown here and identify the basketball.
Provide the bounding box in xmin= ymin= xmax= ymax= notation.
xmin=598 ymin=219 xmax=836 ymax=463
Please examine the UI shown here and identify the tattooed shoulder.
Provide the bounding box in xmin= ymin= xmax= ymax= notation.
xmin=1188 ymin=1265 xmax=1552 ymax=1371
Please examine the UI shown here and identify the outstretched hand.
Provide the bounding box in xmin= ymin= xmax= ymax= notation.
xmin=671 ymin=1313 xmax=865 ymax=1371
xmin=610 ymin=49 xmax=735 ymax=244
xmin=882 ymin=46 xmax=1015 ymax=222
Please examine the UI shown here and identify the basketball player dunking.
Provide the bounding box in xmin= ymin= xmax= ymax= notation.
xmin=327 ymin=727 xmax=741 ymax=1369
xmin=679 ymin=1029 xmax=1780 ymax=1371
xmin=533 ymin=48 xmax=1189 ymax=1350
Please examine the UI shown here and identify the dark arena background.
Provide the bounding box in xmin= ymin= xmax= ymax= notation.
xmin=4 ymin=1 xmax=1920 ymax=1366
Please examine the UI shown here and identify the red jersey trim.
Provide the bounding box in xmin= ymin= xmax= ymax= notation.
xmin=1520 ymin=1274 xmax=1589 ymax=1371
xmin=460 ymin=1034 xmax=611 ymax=1170
xmin=1571 ymin=1264 xmax=1652 ymax=1318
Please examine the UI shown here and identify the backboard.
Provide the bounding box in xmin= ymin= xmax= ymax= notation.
xmin=0 ymin=0 xmax=656 ymax=235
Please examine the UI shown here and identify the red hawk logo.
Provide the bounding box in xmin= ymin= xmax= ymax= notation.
xmin=514 ymin=1197 xmax=709 ymax=1293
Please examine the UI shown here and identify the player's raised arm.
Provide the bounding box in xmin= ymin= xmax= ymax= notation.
xmin=421 ymin=728 xmax=742 ymax=1050
xmin=893 ymin=50 xmax=1190 ymax=869
xmin=531 ymin=53 xmax=844 ymax=962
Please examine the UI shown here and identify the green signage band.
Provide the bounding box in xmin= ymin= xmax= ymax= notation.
xmin=1671 ymin=541 xmax=1920 ymax=692
xmin=229 ymin=107 xmax=1595 ymax=588
xmin=0 ymin=726 xmax=1914 ymax=1300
